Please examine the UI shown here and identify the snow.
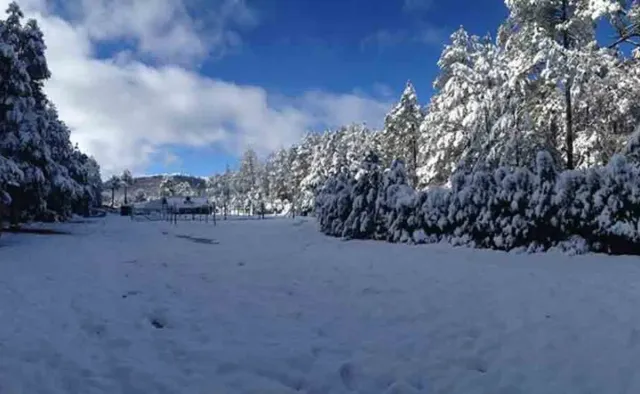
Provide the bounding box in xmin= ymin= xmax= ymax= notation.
xmin=2 ymin=216 xmax=640 ymax=393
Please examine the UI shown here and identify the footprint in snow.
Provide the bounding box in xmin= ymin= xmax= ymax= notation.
xmin=121 ymin=290 xmax=141 ymax=299
xmin=148 ymin=310 xmax=169 ymax=329
xmin=339 ymin=362 xmax=358 ymax=391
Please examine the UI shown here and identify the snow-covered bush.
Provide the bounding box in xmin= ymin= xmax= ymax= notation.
xmin=529 ymin=151 xmax=559 ymax=247
xmin=375 ymin=160 xmax=416 ymax=243
xmin=463 ymin=169 xmax=496 ymax=247
xmin=134 ymin=189 xmax=147 ymax=203
xmin=491 ymin=167 xmax=535 ymax=250
xmin=591 ymin=155 xmax=640 ymax=253
xmin=316 ymin=169 xmax=354 ymax=237
xmin=553 ymin=168 xmax=596 ymax=241
xmin=316 ymin=147 xmax=640 ymax=255
xmin=418 ymin=186 xmax=450 ymax=238
xmin=343 ymin=151 xmax=383 ymax=239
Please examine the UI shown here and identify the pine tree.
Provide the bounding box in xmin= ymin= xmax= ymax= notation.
xmin=221 ymin=164 xmax=232 ymax=218
xmin=159 ymin=176 xmax=175 ymax=197
xmin=107 ymin=175 xmax=121 ymax=206
xmin=502 ymin=0 xmax=607 ymax=170
xmin=418 ymin=29 xmax=504 ymax=186
xmin=380 ymin=81 xmax=423 ymax=187
xmin=175 ymin=181 xmax=194 ymax=197
xmin=121 ymin=169 xmax=133 ymax=204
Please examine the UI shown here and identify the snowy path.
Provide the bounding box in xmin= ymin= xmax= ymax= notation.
xmin=1 ymin=216 xmax=640 ymax=393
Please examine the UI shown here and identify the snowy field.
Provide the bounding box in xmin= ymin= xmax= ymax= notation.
xmin=2 ymin=216 xmax=640 ymax=393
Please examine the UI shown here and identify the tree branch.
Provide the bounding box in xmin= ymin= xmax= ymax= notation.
xmin=608 ymin=31 xmax=640 ymax=48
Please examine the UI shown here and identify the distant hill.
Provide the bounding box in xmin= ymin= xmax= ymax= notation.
xmin=102 ymin=174 xmax=207 ymax=206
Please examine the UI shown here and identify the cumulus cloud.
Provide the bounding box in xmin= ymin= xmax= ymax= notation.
xmin=7 ymin=0 xmax=391 ymax=176
xmin=58 ymin=0 xmax=257 ymax=64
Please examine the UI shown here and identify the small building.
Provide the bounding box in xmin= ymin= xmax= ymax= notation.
xmin=133 ymin=196 xmax=211 ymax=215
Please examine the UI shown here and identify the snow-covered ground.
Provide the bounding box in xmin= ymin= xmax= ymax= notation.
xmin=1 ymin=216 xmax=640 ymax=393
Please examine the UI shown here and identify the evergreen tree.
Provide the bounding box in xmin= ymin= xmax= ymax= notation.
xmin=107 ymin=175 xmax=121 ymax=207
xmin=159 ymin=176 xmax=176 ymax=197
xmin=121 ymin=169 xmax=133 ymax=204
xmin=175 ymin=181 xmax=195 ymax=197
xmin=380 ymin=81 xmax=423 ymax=187
xmin=502 ymin=0 xmax=606 ymax=169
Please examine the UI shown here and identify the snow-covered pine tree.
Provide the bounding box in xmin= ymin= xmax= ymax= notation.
xmin=290 ymin=134 xmax=316 ymax=214
xmin=107 ymin=175 xmax=121 ymax=206
xmin=159 ymin=176 xmax=175 ymax=198
xmin=0 ymin=2 xmax=36 ymax=220
xmin=175 ymin=181 xmax=194 ymax=197
xmin=0 ymin=154 xmax=21 ymax=209
xmin=380 ymin=81 xmax=423 ymax=187
xmin=121 ymin=169 xmax=133 ymax=204
xmin=222 ymin=164 xmax=233 ymax=217
xmin=502 ymin=0 xmax=608 ymax=170
xmin=270 ymin=148 xmax=293 ymax=203
xmin=299 ymin=132 xmax=330 ymax=214
xmin=571 ymin=48 xmax=639 ymax=167
xmin=418 ymin=29 xmax=504 ymax=186
xmin=237 ymin=148 xmax=259 ymax=196
xmin=84 ymin=156 xmax=102 ymax=209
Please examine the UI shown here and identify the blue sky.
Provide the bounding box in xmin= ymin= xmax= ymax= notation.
xmin=203 ymin=0 xmax=507 ymax=98
xmin=19 ymin=0 xmax=509 ymax=178
xmin=146 ymin=0 xmax=508 ymax=176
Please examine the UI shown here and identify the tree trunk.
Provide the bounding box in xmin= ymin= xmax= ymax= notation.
xmin=411 ymin=132 xmax=418 ymax=188
xmin=124 ymin=187 xmax=128 ymax=205
xmin=111 ymin=188 xmax=115 ymax=207
xmin=562 ymin=0 xmax=574 ymax=170
xmin=564 ymin=85 xmax=574 ymax=169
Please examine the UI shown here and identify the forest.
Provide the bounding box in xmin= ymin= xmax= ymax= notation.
xmin=198 ymin=0 xmax=640 ymax=253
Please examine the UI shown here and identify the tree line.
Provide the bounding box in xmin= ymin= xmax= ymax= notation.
xmin=199 ymin=0 xmax=640 ymax=219
xmin=313 ymin=0 xmax=640 ymax=254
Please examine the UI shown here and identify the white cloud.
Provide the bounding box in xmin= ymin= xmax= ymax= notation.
xmin=6 ymin=0 xmax=390 ymax=177
xmin=59 ymin=0 xmax=257 ymax=64
xmin=299 ymin=91 xmax=391 ymax=129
